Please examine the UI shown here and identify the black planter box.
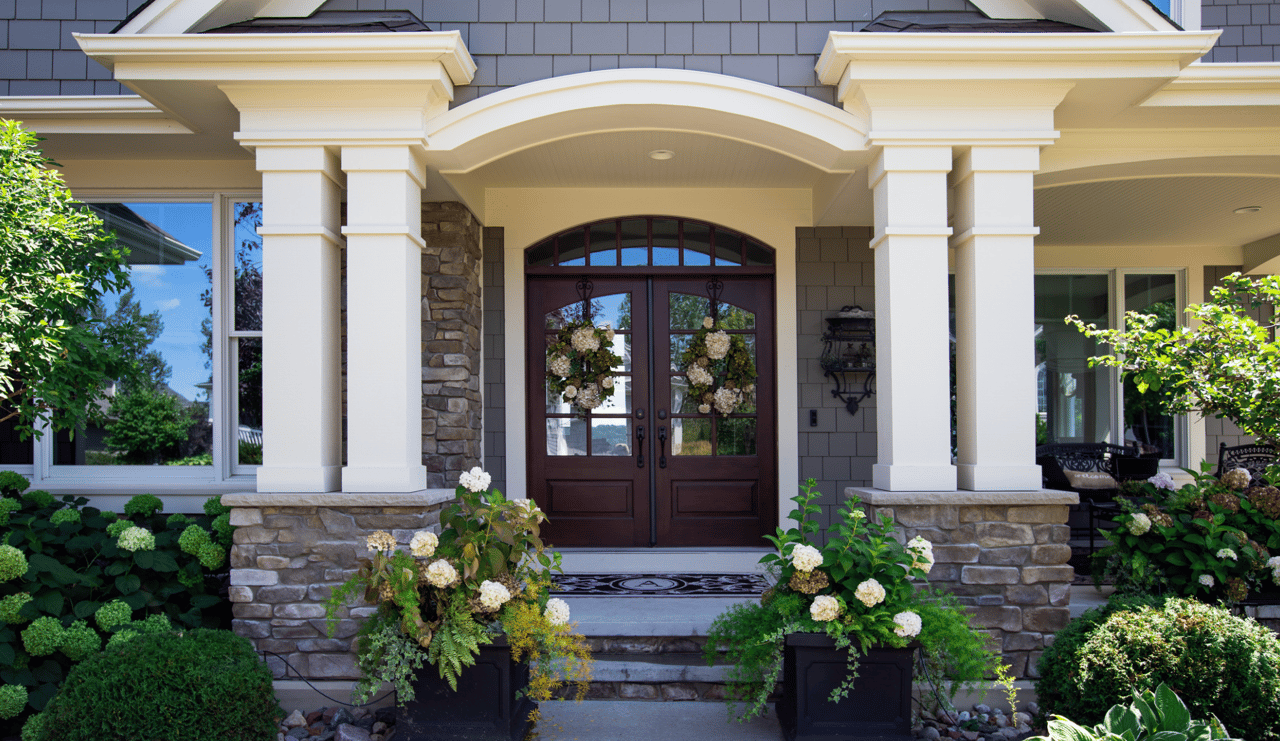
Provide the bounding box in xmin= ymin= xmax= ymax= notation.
xmin=777 ymin=633 xmax=915 ymax=741
xmin=397 ymin=637 xmax=535 ymax=741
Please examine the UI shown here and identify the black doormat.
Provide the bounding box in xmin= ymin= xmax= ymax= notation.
xmin=551 ymin=573 xmax=770 ymax=596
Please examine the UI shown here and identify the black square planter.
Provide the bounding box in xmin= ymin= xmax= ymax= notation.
xmin=397 ymin=637 xmax=535 ymax=741
xmin=777 ymin=633 xmax=915 ymax=741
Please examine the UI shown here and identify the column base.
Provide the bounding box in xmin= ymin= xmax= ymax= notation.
xmin=872 ymin=464 xmax=957 ymax=492
xmin=957 ymin=464 xmax=1043 ymax=492
xmin=342 ymin=465 xmax=428 ymax=493
xmin=256 ymin=465 xmax=342 ymax=493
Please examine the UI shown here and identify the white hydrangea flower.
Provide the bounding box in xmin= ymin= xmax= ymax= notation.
xmin=365 ymin=530 xmax=397 ymax=553
xmin=686 ymin=365 xmax=714 ymax=387
xmin=548 ymin=354 xmax=571 ymax=378
xmin=1217 ymin=548 xmax=1238 ymax=561
xmin=907 ymin=536 xmax=934 ymax=574
xmin=1147 ymin=472 xmax=1177 ymax=491
xmin=570 ymin=326 xmax=600 ymax=353
xmin=810 ymin=595 xmax=841 ymax=622
xmin=426 ymin=560 xmax=458 ymax=588
xmin=601 ymin=376 xmax=614 ymax=389
xmin=1199 ymin=574 xmax=1216 ymax=588
xmin=577 ymin=383 xmax=601 ymax=410
xmin=1268 ymin=556 xmax=1280 ymax=570
xmin=704 ymin=331 xmax=731 ymax=360
xmin=892 ymin=611 xmax=922 ymax=638
xmin=410 ymin=531 xmax=438 ymax=559
xmin=478 ymin=580 xmax=512 ymax=611
xmin=853 ymin=579 xmax=886 ymax=607
xmin=564 ymin=385 xmax=578 ymax=399
xmin=458 ymin=467 xmax=491 ymax=493
xmin=1222 ymin=468 xmax=1252 ymax=491
xmin=852 ymin=510 xmax=866 ymax=521
xmin=1129 ymin=512 xmax=1152 ymax=536
xmin=544 ymin=597 xmax=571 ymax=626
xmin=117 ymin=526 xmax=155 ymax=553
xmin=513 ymin=498 xmax=546 ymax=523
xmin=789 ymin=544 xmax=823 ymax=573
xmin=698 ymin=404 xmax=711 ymax=414
xmin=702 ymin=316 xmax=714 ymax=329
xmin=713 ymin=387 xmax=741 ymax=415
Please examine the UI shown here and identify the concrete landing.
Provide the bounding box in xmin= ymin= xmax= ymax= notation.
xmin=533 ymin=700 xmax=779 ymax=741
xmin=563 ymin=595 xmax=754 ymax=636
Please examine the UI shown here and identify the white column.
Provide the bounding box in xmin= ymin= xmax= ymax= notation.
xmin=870 ymin=145 xmax=957 ymax=491
xmin=340 ymin=145 xmax=428 ymax=492
xmin=952 ymin=146 xmax=1044 ymax=491
xmin=255 ymin=146 xmax=344 ymax=493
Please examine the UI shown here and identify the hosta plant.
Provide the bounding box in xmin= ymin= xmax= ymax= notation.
xmin=1030 ymin=683 xmax=1240 ymax=741
xmin=325 ymin=468 xmax=591 ymax=712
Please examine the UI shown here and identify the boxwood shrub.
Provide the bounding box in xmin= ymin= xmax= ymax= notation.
xmin=1036 ymin=596 xmax=1280 ymax=740
xmin=28 ymin=629 xmax=280 ymax=741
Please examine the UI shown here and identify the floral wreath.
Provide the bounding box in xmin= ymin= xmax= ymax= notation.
xmin=681 ymin=316 xmax=757 ymax=416
xmin=546 ymin=320 xmax=622 ymax=414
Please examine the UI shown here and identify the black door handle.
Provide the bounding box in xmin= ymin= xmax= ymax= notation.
xmin=658 ymin=425 xmax=667 ymax=469
xmin=635 ymin=426 xmax=645 ymax=468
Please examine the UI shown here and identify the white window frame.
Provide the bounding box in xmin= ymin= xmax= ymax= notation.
xmin=7 ymin=191 xmax=262 ymax=498
xmin=1035 ymin=267 xmax=1188 ymax=467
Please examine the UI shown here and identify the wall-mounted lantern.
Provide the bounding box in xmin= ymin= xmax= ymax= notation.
xmin=819 ymin=306 xmax=876 ymax=415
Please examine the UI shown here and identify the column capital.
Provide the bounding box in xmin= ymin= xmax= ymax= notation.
xmin=340 ymin=144 xmax=428 ymax=187
xmin=951 ymin=145 xmax=1044 ymax=184
xmin=252 ymin=145 xmax=343 ymax=185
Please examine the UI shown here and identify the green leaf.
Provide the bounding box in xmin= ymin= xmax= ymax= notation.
xmin=148 ymin=550 xmax=178 ymax=572
xmin=1155 ymin=684 xmax=1191 ymax=733
xmin=1104 ymin=706 xmax=1142 ymax=738
xmin=33 ymin=591 xmax=62 ymax=615
xmin=133 ymin=550 xmax=155 ymax=569
xmin=189 ymin=594 xmax=220 ymax=609
xmin=105 ymin=561 xmax=127 ymax=576
xmin=73 ymin=600 xmax=101 ymax=619
xmin=1046 ymin=717 xmax=1104 ymax=741
xmin=28 ymin=681 xmax=58 ymax=711
xmin=121 ymin=591 xmax=149 ymax=610
xmin=31 ymin=659 xmax=62 ymax=684
xmin=28 ymin=552 xmax=79 ymax=585
xmin=0 ymin=643 xmax=14 ymax=667
xmin=116 ymin=573 xmax=141 ymax=594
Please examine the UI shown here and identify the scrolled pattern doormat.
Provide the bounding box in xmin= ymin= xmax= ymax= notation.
xmin=550 ymin=573 xmax=770 ymax=596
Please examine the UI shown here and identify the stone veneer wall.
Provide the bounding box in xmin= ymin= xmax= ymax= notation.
xmin=850 ymin=488 xmax=1077 ymax=679
xmin=226 ymin=493 xmax=454 ymax=679
xmin=482 ymin=227 xmax=507 ymax=495
xmin=421 ymin=202 xmax=484 ymax=489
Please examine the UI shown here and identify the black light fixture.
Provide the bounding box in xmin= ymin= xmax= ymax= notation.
xmin=820 ymin=306 xmax=876 ymax=416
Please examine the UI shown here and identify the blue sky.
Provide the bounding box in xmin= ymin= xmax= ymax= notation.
xmin=121 ymin=203 xmax=213 ymax=403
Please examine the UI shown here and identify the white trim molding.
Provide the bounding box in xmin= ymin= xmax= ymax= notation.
xmin=0 ymin=96 xmax=192 ymax=134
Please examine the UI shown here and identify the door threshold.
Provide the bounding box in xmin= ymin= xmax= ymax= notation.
xmin=557 ymin=548 xmax=772 ymax=574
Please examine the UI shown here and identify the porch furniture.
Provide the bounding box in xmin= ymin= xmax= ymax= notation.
xmin=1216 ymin=442 xmax=1278 ymax=484
xmin=1036 ymin=442 xmax=1140 ymax=553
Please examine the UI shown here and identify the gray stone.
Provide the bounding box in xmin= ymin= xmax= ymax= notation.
xmin=978 ymin=547 xmax=1029 ymax=566
xmin=282 ymin=709 xmax=307 ymax=728
xmin=618 ymin=683 xmax=659 ymax=699
xmin=961 ymin=566 xmax=1020 ymax=585
xmin=335 ymin=724 xmax=371 ymax=741
xmin=1005 ymin=584 xmax=1048 ymax=606
xmin=975 ymin=522 xmax=1034 ymax=548
xmin=286 ymin=727 xmax=309 ymax=740
xmin=661 ymin=682 xmax=699 ymax=700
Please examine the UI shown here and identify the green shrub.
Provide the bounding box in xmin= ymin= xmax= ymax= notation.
xmin=0 ymin=474 xmax=234 ymax=733
xmin=31 ymin=629 xmax=281 ymax=741
xmin=1036 ymin=597 xmax=1280 ymax=740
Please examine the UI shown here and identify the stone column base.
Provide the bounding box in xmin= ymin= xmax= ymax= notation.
xmin=846 ymin=487 xmax=1079 ymax=679
xmin=223 ymin=490 xmax=455 ymax=679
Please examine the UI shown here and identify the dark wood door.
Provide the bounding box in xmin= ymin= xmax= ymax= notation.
xmin=527 ymin=276 xmax=775 ymax=547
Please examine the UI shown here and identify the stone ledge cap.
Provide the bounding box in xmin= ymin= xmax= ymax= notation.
xmin=222 ymin=489 xmax=456 ymax=508
xmin=845 ymin=487 xmax=1078 ymax=506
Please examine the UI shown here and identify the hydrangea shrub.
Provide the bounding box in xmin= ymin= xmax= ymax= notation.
xmin=0 ymin=474 xmax=234 ymax=733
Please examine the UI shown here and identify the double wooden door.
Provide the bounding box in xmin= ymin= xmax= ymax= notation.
xmin=527 ymin=276 xmax=776 ymax=547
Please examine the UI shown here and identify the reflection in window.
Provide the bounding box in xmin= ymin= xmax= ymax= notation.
xmin=527 ymin=218 xmax=773 ymax=268
xmin=1124 ymin=274 xmax=1177 ymax=459
xmin=56 ymin=203 xmax=213 ymax=466
xmin=1035 ymin=275 xmax=1110 ymax=445
xmin=231 ymin=203 xmax=263 ymax=467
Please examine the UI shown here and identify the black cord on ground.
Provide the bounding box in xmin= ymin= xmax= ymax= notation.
xmin=259 ymin=650 xmax=396 ymax=708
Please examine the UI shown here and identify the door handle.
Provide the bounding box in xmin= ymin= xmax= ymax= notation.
xmin=658 ymin=425 xmax=667 ymax=469
xmin=635 ymin=426 xmax=645 ymax=468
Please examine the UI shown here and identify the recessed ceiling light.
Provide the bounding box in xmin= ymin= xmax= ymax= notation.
xmin=1234 ymin=206 xmax=1262 ymax=214
xmin=648 ymin=149 xmax=675 ymax=161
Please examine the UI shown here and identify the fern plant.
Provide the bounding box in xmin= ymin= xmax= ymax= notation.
xmin=324 ymin=468 xmax=591 ymax=708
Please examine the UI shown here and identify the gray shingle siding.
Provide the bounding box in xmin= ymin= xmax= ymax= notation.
xmin=1202 ymin=0 xmax=1278 ymax=62
xmin=320 ymin=0 xmax=972 ymax=106
xmin=0 ymin=0 xmax=134 ymax=94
